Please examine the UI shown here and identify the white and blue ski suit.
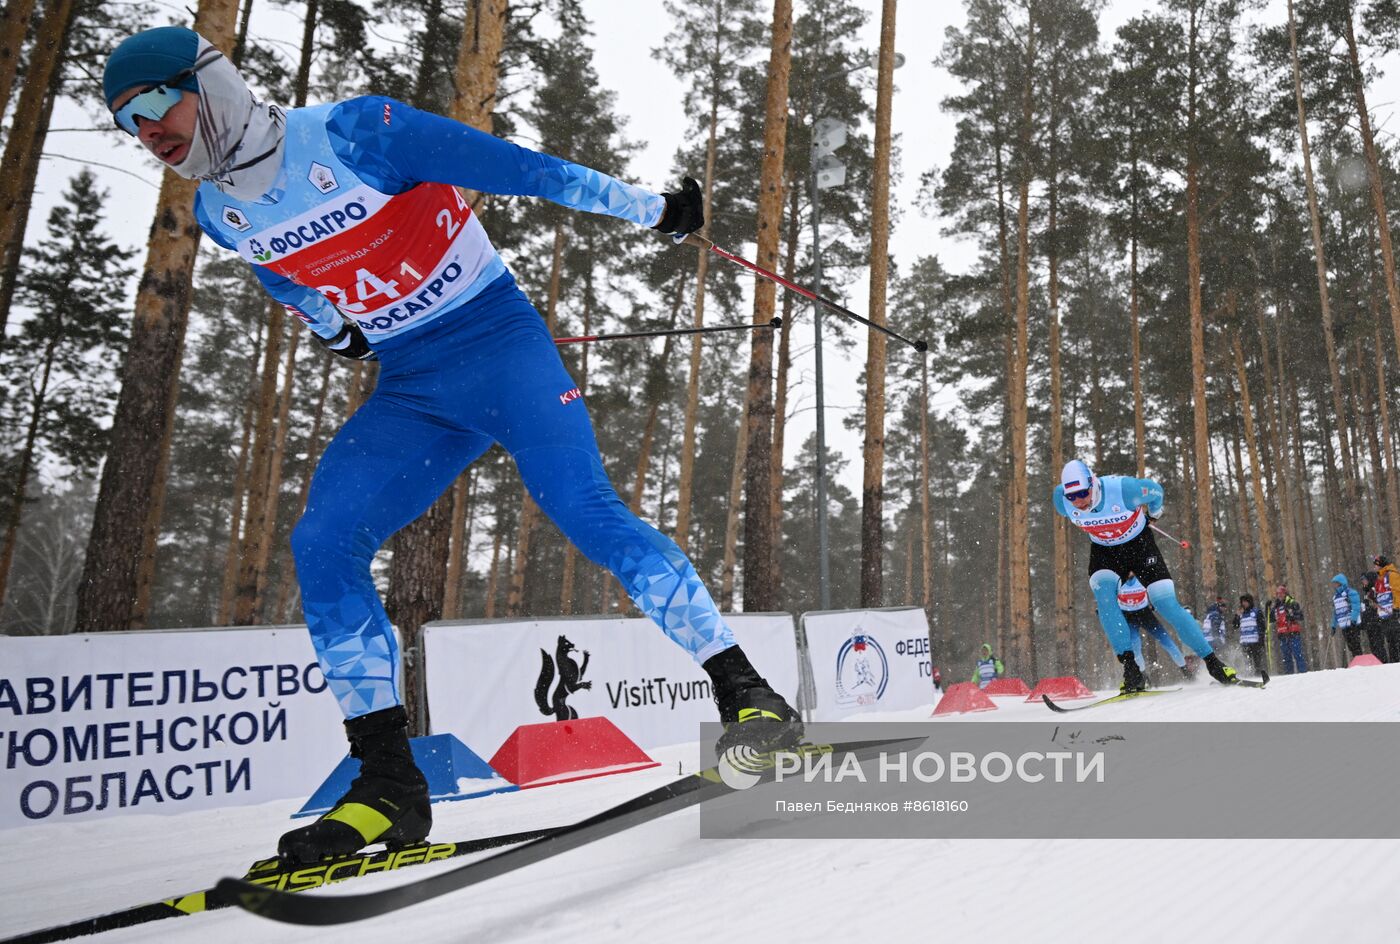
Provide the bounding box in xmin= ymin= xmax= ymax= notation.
xmin=1116 ymin=576 xmax=1186 ymax=670
xmin=1052 ymin=475 xmax=1215 ymax=660
xmin=195 ymin=97 xmax=736 ymax=719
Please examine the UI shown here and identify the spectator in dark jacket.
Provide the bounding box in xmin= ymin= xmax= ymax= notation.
xmin=1233 ymin=593 xmax=1267 ymax=675
xmin=1268 ymin=585 xmax=1307 ymax=674
xmin=1330 ymin=574 xmax=1363 ymax=660
xmin=1360 ymin=571 xmax=1390 ymax=663
xmin=1203 ymin=594 xmax=1229 ymax=650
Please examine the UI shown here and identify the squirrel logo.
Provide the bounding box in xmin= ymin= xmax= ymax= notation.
xmin=533 ymin=635 xmax=591 ymax=720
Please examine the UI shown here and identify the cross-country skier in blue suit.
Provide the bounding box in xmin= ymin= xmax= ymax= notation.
xmin=1116 ymin=574 xmax=1193 ymax=684
xmin=105 ymin=26 xmax=801 ymax=864
xmin=1053 ymin=460 xmax=1239 ymax=692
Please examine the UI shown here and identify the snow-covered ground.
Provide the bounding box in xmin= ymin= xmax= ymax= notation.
xmin=5 ymin=664 xmax=1399 ymax=944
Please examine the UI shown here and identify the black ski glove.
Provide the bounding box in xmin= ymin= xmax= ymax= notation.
xmin=653 ymin=176 xmax=705 ymax=237
xmin=317 ymin=320 xmax=376 ymax=360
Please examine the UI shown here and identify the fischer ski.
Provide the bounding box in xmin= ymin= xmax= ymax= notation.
xmin=1042 ymin=670 xmax=1269 ymax=712
xmin=1042 ymin=688 xmax=1182 ymax=713
xmin=1 ymin=828 xmax=556 ymax=944
xmin=217 ymin=735 xmax=924 ymax=927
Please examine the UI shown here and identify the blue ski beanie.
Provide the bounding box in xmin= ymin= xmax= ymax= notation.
xmin=103 ymin=26 xmax=201 ymax=109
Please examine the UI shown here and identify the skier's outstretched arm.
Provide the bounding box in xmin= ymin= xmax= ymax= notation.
xmin=1121 ymin=477 xmax=1165 ymax=518
xmin=324 ymin=96 xmax=693 ymax=230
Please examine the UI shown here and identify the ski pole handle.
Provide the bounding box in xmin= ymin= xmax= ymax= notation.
xmin=1150 ymin=522 xmax=1190 ymax=549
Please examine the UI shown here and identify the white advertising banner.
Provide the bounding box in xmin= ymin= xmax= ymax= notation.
xmin=800 ymin=607 xmax=938 ymax=721
xmin=423 ymin=614 xmax=800 ymax=754
xmin=0 ymin=627 xmax=352 ymax=828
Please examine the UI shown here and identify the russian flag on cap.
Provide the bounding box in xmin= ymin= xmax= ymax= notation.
xmin=1061 ymin=458 xmax=1094 ymax=493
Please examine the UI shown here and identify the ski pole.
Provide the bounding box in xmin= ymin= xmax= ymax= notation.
xmin=554 ymin=317 xmax=781 ymax=346
xmin=678 ymin=232 xmax=929 ymax=353
xmin=1150 ymin=522 xmax=1191 ymax=549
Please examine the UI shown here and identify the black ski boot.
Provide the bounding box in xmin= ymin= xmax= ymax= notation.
xmin=278 ymin=706 xmax=431 ymax=864
xmin=1117 ymin=650 xmax=1148 ymax=694
xmin=1202 ymin=653 xmax=1239 ymax=685
xmin=703 ymin=646 xmax=804 ymax=757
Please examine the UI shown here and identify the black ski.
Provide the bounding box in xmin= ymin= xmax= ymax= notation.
xmin=1 ymin=828 xmax=556 ymax=944
xmin=217 ymin=735 xmax=923 ymax=926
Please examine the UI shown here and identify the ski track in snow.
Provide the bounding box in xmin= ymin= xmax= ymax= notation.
xmin=4 ymin=665 xmax=1400 ymax=944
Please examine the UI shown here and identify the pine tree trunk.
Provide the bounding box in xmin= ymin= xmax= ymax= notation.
xmin=1228 ymin=406 xmax=1258 ymax=595
xmin=1184 ymin=5 xmax=1216 ymax=601
xmin=231 ymin=0 xmax=254 ymax=65
xmin=0 ymin=0 xmax=38 ymax=126
xmin=1178 ymin=418 xmax=1199 ymax=596
xmin=769 ymin=176 xmax=800 ymax=596
xmin=231 ymin=300 xmax=286 ymax=625
xmin=1351 ymin=340 xmax=1382 ymax=550
xmin=720 ymin=403 xmax=749 ymax=610
xmin=1375 ymin=326 xmax=1400 ymax=550
xmin=451 ymin=0 xmax=509 ymax=204
xmin=1129 ymin=114 xmax=1146 ymax=477
xmin=1257 ymin=299 xmax=1300 ymax=606
xmin=72 ymin=0 xmax=239 ymax=633
xmin=505 ymin=484 xmax=537 ymax=618
xmin=1288 ymin=0 xmax=1362 ymax=573
xmin=219 ymin=319 xmax=265 ymax=623
xmin=1341 ymin=6 xmax=1400 ymax=368
xmin=0 ymin=0 xmax=74 ymax=335
xmin=1008 ymin=6 xmax=1035 ymax=675
xmin=0 ymin=19 xmax=63 ymax=332
xmin=1291 ymin=380 xmax=1321 ymax=605
xmin=902 ymin=516 xmax=914 ymax=605
xmin=255 ymin=323 xmax=300 ymax=609
xmin=859 ymin=0 xmax=897 ymax=608
xmin=673 ymin=16 xmax=725 ymax=554
xmin=345 ymin=362 xmax=371 ymax=417
xmin=441 ymin=471 xmax=472 ymax=619
xmin=1046 ymin=83 xmax=1072 ymax=675
xmin=483 ymin=514 xmax=504 ymax=618
xmin=920 ymin=359 xmax=932 ymax=615
xmin=741 ymin=0 xmax=792 ymax=613
xmin=1231 ymin=329 xmax=1278 ymax=594
xmin=275 ymin=351 xmax=332 ymax=622
xmin=291 ymin=0 xmax=319 ymax=106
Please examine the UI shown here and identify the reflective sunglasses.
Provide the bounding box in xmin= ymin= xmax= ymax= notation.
xmin=1064 ymin=485 xmax=1093 ymax=503
xmin=111 ymin=50 xmax=222 ymax=136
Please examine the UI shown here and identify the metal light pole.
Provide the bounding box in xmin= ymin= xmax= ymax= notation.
xmin=808 ymin=52 xmax=904 ymax=610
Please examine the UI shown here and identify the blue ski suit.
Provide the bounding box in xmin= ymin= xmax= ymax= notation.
xmin=1052 ymin=475 xmax=1215 ymax=660
xmin=195 ymin=97 xmax=735 ymax=718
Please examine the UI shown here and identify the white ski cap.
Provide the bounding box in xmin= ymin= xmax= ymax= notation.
xmin=1061 ymin=459 xmax=1094 ymax=495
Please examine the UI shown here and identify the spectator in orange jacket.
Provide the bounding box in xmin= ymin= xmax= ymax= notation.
xmin=1375 ymin=555 xmax=1400 ymax=662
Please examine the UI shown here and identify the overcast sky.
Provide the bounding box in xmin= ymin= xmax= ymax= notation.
xmin=22 ymin=0 xmax=1400 ymax=500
